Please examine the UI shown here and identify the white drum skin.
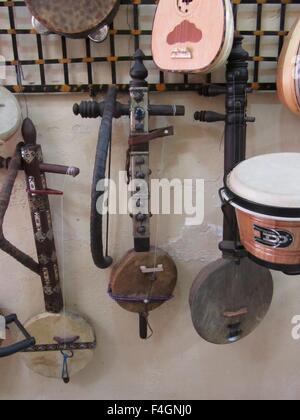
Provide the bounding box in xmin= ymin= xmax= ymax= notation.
xmin=226 ymin=153 xmax=300 ymax=270
xmin=21 ymin=311 xmax=96 ymax=379
xmin=0 ymin=87 xmax=22 ymax=144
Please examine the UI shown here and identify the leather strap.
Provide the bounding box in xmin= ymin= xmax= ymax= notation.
xmin=128 ymin=126 xmax=174 ymax=146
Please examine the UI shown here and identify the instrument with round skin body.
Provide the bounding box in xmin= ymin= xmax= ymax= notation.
xmin=224 ymin=153 xmax=300 ymax=275
xmin=190 ymin=38 xmax=273 ymax=344
xmin=25 ymin=0 xmax=120 ymax=39
xmin=152 ymin=0 xmax=234 ymax=73
xmin=0 ymin=87 xmax=22 ymax=145
xmin=109 ymin=249 xmax=177 ymax=315
xmin=74 ymin=50 xmax=185 ymax=339
xmin=0 ymin=118 xmax=95 ymax=379
xmin=277 ymin=18 xmax=300 ymax=116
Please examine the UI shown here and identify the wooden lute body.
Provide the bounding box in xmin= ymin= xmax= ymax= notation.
xmin=25 ymin=0 xmax=120 ymax=38
xmin=277 ymin=18 xmax=300 ymax=116
xmin=152 ymin=0 xmax=234 ymax=73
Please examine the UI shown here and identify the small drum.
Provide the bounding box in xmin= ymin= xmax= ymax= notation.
xmin=224 ymin=153 xmax=300 ymax=274
xmin=25 ymin=0 xmax=120 ymax=39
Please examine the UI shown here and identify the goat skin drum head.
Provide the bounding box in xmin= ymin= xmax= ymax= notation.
xmin=25 ymin=0 xmax=119 ymax=37
xmin=110 ymin=249 xmax=177 ymax=313
xmin=226 ymin=153 xmax=300 ymax=209
xmin=190 ymin=258 xmax=273 ymax=345
xmin=0 ymin=87 xmax=22 ymax=144
xmin=21 ymin=311 xmax=95 ymax=379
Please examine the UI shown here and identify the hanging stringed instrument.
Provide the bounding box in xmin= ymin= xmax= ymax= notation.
xmin=0 ymin=119 xmax=95 ymax=382
xmin=25 ymin=0 xmax=120 ymax=42
xmin=191 ymin=37 xmax=273 ymax=345
xmin=73 ymin=49 xmax=185 ymax=339
xmin=152 ymin=0 xmax=234 ymax=73
xmin=277 ymin=18 xmax=300 ymax=115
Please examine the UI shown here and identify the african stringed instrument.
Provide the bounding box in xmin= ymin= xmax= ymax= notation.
xmin=152 ymin=0 xmax=234 ymax=73
xmin=0 ymin=119 xmax=95 ymax=382
xmin=277 ymin=18 xmax=300 ymax=116
xmin=190 ymin=37 xmax=273 ymax=345
xmin=73 ymin=49 xmax=185 ymax=339
xmin=0 ymin=87 xmax=22 ymax=145
xmin=25 ymin=0 xmax=120 ymax=40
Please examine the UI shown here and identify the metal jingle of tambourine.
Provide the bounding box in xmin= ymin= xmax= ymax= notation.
xmin=88 ymin=25 xmax=109 ymax=43
xmin=31 ymin=16 xmax=51 ymax=35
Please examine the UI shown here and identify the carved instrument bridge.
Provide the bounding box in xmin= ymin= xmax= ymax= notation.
xmin=171 ymin=47 xmax=192 ymax=59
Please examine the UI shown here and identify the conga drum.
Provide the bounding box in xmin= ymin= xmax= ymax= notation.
xmin=224 ymin=153 xmax=300 ymax=275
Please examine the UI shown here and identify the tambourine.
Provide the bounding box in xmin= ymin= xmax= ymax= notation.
xmin=25 ymin=0 xmax=120 ymax=40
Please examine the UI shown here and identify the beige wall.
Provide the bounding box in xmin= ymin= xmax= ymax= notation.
xmin=2 ymin=2 xmax=300 ymax=401
xmin=1 ymin=91 xmax=300 ymax=400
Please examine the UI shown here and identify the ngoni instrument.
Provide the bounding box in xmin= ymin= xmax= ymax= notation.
xmin=152 ymin=0 xmax=234 ymax=74
xmin=0 ymin=119 xmax=95 ymax=382
xmin=223 ymin=153 xmax=300 ymax=275
xmin=0 ymin=87 xmax=22 ymax=145
xmin=25 ymin=0 xmax=120 ymax=40
xmin=190 ymin=38 xmax=273 ymax=345
xmin=277 ymin=18 xmax=300 ymax=116
xmin=73 ymin=49 xmax=185 ymax=339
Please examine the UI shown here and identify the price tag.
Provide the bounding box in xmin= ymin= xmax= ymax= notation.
xmin=0 ymin=315 xmax=6 ymax=340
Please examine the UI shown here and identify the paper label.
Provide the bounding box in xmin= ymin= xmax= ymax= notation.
xmin=0 ymin=315 xmax=6 ymax=340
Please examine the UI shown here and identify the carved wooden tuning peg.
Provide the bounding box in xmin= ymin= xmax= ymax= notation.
xmin=22 ymin=118 xmax=37 ymax=145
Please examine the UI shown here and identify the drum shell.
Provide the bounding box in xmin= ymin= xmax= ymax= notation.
xmin=235 ymin=207 xmax=300 ymax=266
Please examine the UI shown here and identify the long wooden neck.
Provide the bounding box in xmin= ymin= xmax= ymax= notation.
xmin=129 ymin=50 xmax=151 ymax=253
xmin=129 ymin=85 xmax=151 ymax=253
xmin=21 ymin=118 xmax=63 ymax=313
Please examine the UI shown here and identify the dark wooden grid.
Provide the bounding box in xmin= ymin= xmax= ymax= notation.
xmin=0 ymin=0 xmax=299 ymax=94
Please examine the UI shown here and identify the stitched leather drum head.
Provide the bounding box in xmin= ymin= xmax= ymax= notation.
xmin=226 ymin=153 xmax=300 ymax=209
xmin=190 ymin=258 xmax=273 ymax=345
xmin=21 ymin=311 xmax=95 ymax=379
xmin=110 ymin=248 xmax=177 ymax=314
xmin=25 ymin=0 xmax=120 ymax=38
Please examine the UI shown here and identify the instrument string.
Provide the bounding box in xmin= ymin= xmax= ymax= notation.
xmin=144 ymin=130 xmax=167 ymax=324
xmin=16 ymin=63 xmax=29 ymax=121
xmin=106 ymin=131 xmax=112 ymax=258
xmin=58 ymin=171 xmax=68 ymax=347
xmin=126 ymin=4 xmax=134 ymax=67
